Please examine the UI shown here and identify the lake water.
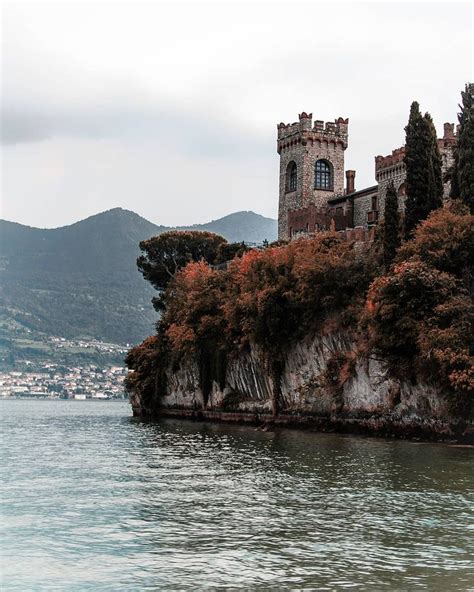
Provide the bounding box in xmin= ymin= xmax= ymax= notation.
xmin=1 ymin=399 xmax=473 ymax=590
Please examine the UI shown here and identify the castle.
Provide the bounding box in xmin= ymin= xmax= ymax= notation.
xmin=277 ymin=112 xmax=457 ymax=240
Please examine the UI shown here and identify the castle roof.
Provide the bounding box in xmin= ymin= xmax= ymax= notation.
xmin=328 ymin=185 xmax=378 ymax=204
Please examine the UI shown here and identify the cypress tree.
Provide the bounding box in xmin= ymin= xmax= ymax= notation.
xmin=457 ymin=83 xmax=474 ymax=212
xmin=404 ymin=102 xmax=443 ymax=237
xmin=404 ymin=102 xmax=429 ymax=237
xmin=383 ymin=181 xmax=400 ymax=270
xmin=425 ymin=113 xmax=443 ymax=212
xmin=448 ymin=146 xmax=460 ymax=199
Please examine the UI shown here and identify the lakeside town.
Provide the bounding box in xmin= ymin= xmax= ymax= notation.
xmin=0 ymin=362 xmax=127 ymax=400
xmin=0 ymin=331 xmax=130 ymax=400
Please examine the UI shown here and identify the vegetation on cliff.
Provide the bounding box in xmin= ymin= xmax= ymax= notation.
xmin=368 ymin=204 xmax=473 ymax=394
xmin=126 ymin=204 xmax=474 ymax=410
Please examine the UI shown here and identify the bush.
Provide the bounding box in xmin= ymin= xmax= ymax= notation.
xmin=367 ymin=259 xmax=473 ymax=392
xmin=398 ymin=206 xmax=474 ymax=281
xmin=222 ymin=233 xmax=371 ymax=354
xmin=125 ymin=335 xmax=167 ymax=406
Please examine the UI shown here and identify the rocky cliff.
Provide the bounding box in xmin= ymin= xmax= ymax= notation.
xmin=130 ymin=332 xmax=473 ymax=443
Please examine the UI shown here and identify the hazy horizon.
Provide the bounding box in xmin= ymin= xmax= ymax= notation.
xmin=2 ymin=1 xmax=472 ymax=228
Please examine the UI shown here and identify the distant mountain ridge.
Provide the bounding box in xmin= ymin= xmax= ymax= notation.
xmin=177 ymin=210 xmax=277 ymax=244
xmin=0 ymin=208 xmax=277 ymax=351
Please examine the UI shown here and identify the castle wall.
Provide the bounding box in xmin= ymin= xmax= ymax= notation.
xmin=288 ymin=204 xmax=350 ymax=236
xmin=303 ymin=140 xmax=346 ymax=205
xmin=278 ymin=145 xmax=305 ymax=239
xmin=376 ymin=160 xmax=406 ymax=218
xmin=353 ymin=194 xmax=374 ymax=227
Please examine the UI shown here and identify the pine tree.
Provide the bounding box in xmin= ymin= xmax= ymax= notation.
xmin=457 ymin=83 xmax=474 ymax=212
xmin=383 ymin=181 xmax=400 ymax=270
xmin=404 ymin=102 xmax=443 ymax=237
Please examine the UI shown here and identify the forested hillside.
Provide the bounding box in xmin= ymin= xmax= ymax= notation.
xmin=0 ymin=208 xmax=277 ymax=348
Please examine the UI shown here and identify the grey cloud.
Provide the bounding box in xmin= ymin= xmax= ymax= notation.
xmin=1 ymin=98 xmax=269 ymax=160
xmin=2 ymin=108 xmax=53 ymax=144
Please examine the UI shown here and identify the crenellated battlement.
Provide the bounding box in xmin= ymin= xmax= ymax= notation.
xmin=375 ymin=147 xmax=406 ymax=172
xmin=375 ymin=122 xmax=457 ymax=173
xmin=288 ymin=203 xmax=350 ymax=236
xmin=277 ymin=112 xmax=349 ymax=152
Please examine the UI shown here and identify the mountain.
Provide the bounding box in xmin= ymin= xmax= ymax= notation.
xmin=0 ymin=208 xmax=277 ymax=352
xmin=179 ymin=211 xmax=277 ymax=244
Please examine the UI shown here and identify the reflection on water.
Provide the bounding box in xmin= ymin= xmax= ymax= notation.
xmin=1 ymin=400 xmax=473 ymax=590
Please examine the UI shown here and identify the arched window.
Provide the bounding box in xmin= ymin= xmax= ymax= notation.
xmin=286 ymin=161 xmax=297 ymax=192
xmin=314 ymin=160 xmax=332 ymax=190
xmin=397 ymin=182 xmax=406 ymax=197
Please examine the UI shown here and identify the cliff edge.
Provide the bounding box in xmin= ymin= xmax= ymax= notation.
xmin=130 ymin=332 xmax=472 ymax=443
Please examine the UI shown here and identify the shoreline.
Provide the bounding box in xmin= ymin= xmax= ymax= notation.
xmin=132 ymin=406 xmax=474 ymax=444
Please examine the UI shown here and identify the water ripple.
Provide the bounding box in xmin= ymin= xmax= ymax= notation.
xmin=1 ymin=400 xmax=473 ymax=590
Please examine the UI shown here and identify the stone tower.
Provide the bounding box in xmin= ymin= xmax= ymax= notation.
xmin=277 ymin=112 xmax=349 ymax=240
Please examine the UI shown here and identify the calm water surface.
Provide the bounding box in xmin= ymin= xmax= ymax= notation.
xmin=1 ymin=399 xmax=473 ymax=591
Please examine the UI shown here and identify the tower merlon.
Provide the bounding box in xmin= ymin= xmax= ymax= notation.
xmin=277 ymin=112 xmax=349 ymax=152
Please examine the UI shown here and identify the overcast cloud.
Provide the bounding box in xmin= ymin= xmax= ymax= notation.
xmin=1 ymin=1 xmax=472 ymax=228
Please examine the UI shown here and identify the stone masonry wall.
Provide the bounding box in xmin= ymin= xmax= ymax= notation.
xmin=278 ymin=113 xmax=348 ymax=240
xmin=353 ymin=194 xmax=375 ymax=227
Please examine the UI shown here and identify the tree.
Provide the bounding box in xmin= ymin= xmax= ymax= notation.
xmin=137 ymin=230 xmax=227 ymax=293
xmin=214 ymin=241 xmax=249 ymax=265
xmin=457 ymin=83 xmax=474 ymax=211
xmin=367 ymin=260 xmax=472 ymax=393
xmin=425 ymin=113 xmax=443 ymax=213
xmin=404 ymin=102 xmax=443 ymax=237
xmin=125 ymin=335 xmax=165 ymax=408
xmin=448 ymin=146 xmax=461 ymax=199
xmin=397 ymin=206 xmax=474 ymax=285
xmin=404 ymin=102 xmax=428 ymax=237
xmin=382 ymin=181 xmax=401 ymax=270
xmin=368 ymin=206 xmax=474 ymax=395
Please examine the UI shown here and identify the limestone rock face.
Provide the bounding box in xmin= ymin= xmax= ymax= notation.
xmin=138 ymin=333 xmax=456 ymax=422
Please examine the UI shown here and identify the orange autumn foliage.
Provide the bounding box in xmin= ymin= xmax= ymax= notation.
xmin=127 ymin=207 xmax=473 ymax=402
xmin=367 ymin=206 xmax=473 ymax=393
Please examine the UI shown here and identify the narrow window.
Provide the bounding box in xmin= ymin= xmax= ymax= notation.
xmin=372 ymin=195 xmax=378 ymax=210
xmin=286 ymin=161 xmax=297 ymax=192
xmin=314 ymin=160 xmax=332 ymax=190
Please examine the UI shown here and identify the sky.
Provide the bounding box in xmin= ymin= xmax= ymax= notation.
xmin=1 ymin=1 xmax=472 ymax=228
